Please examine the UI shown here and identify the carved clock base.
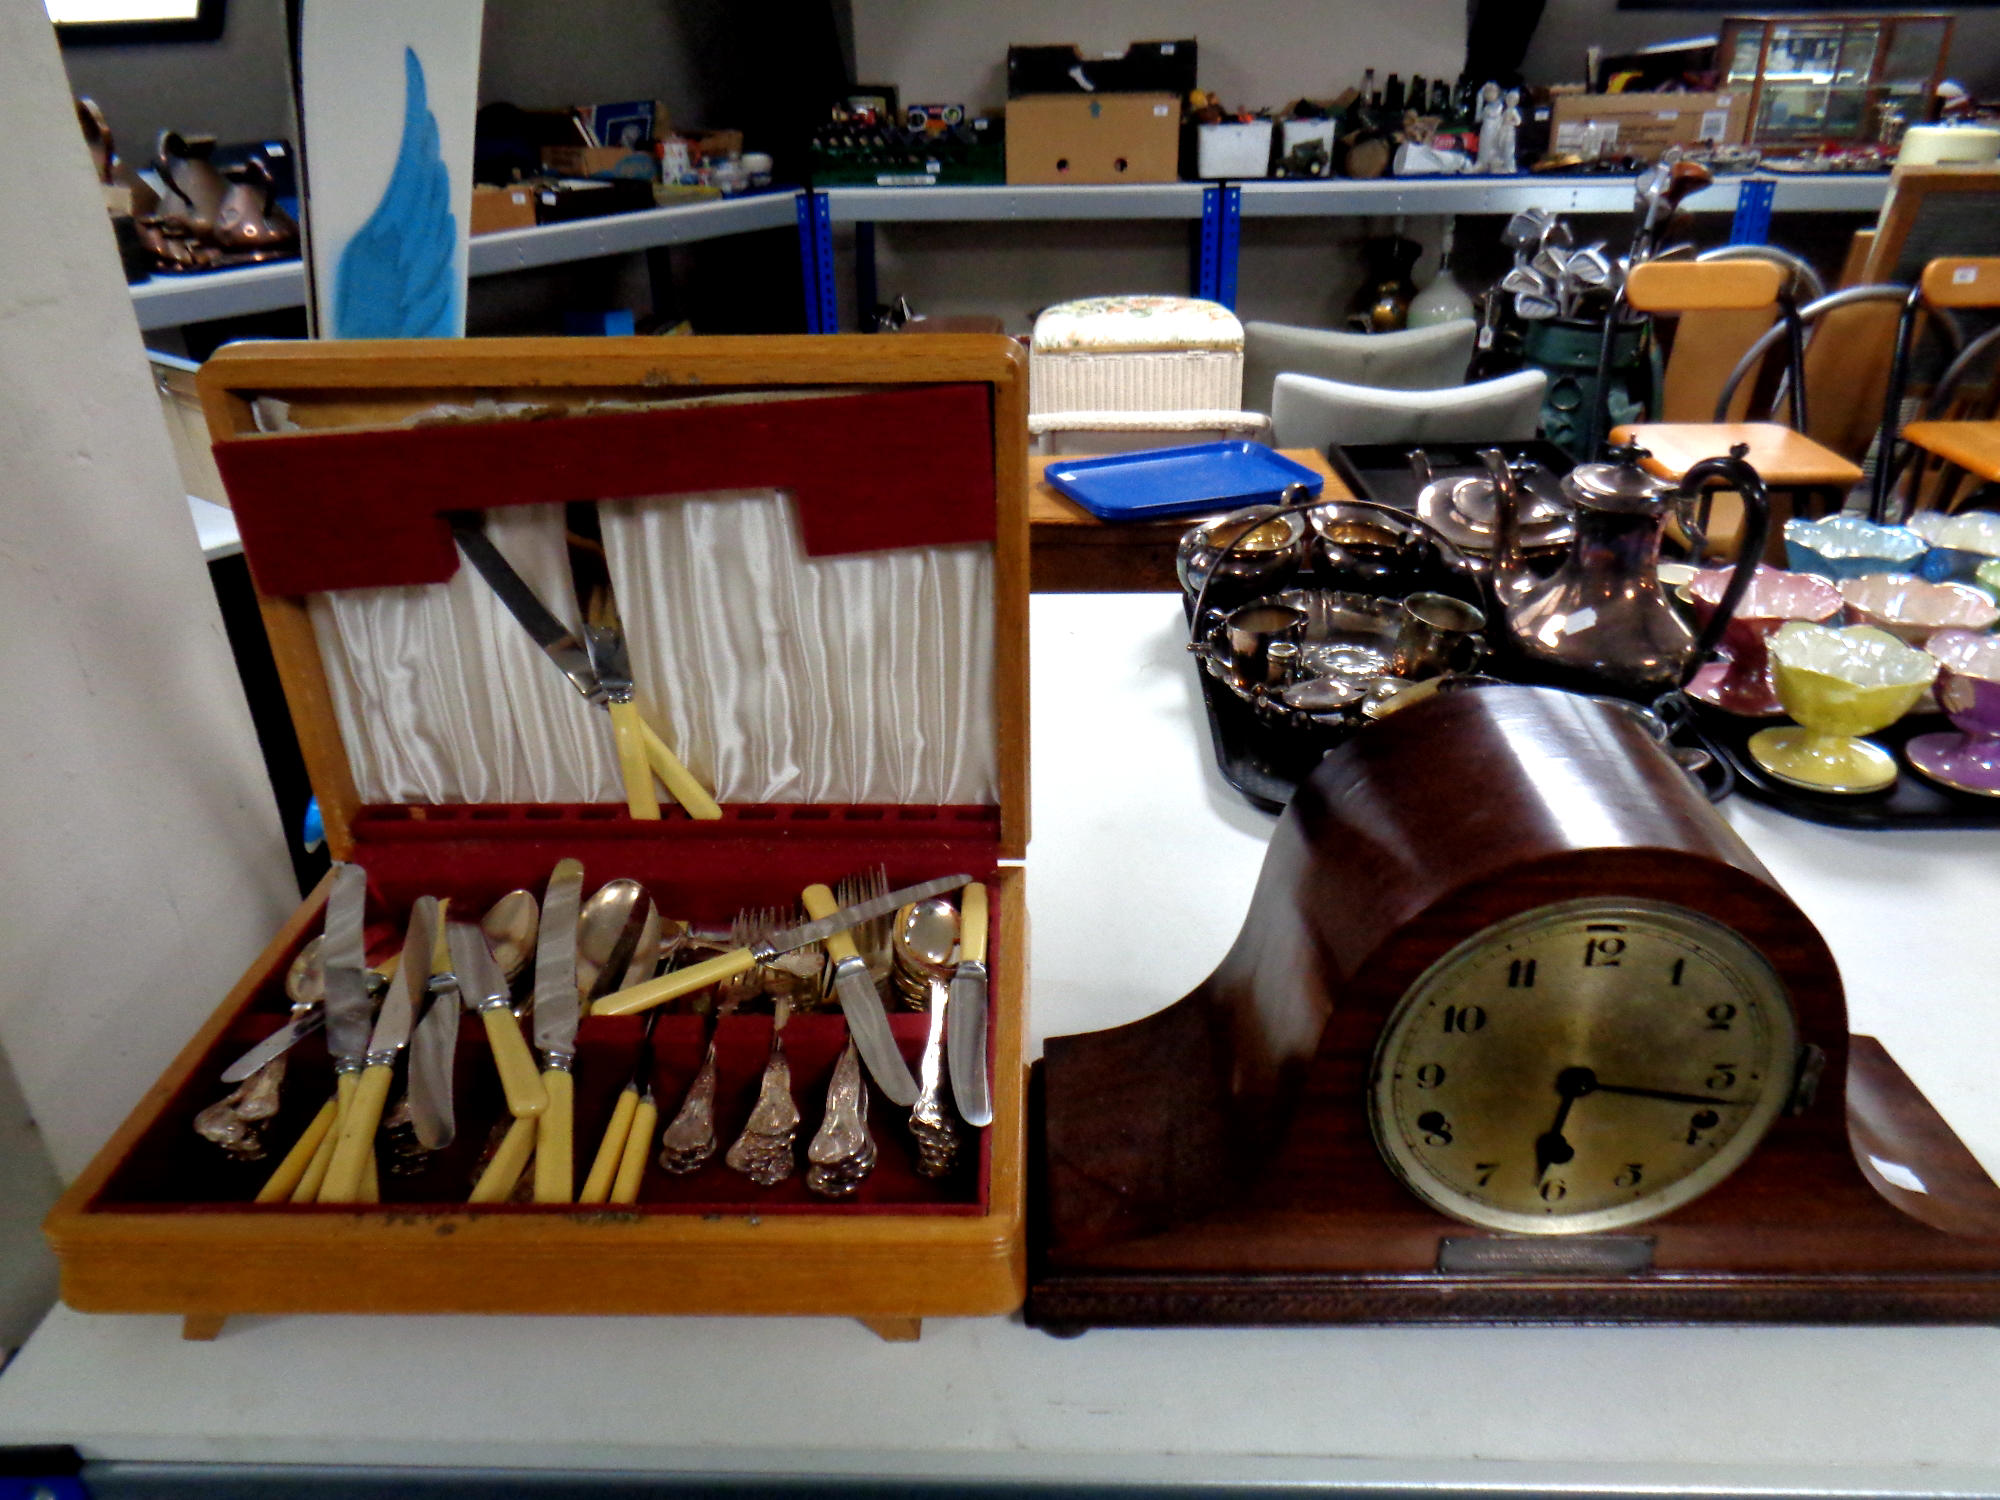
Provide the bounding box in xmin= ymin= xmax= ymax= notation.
xmin=1028 ymin=689 xmax=2000 ymax=1330
xmin=1030 ymin=1037 xmax=2000 ymax=1330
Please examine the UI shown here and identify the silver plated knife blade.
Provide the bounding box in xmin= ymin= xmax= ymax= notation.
xmin=320 ymin=863 xmax=371 ymax=1066
xmin=449 ymin=514 xmax=603 ymax=705
xmin=449 ymin=923 xmax=508 ymax=1010
xmin=754 ymin=875 xmax=974 ymax=961
xmin=948 ymin=963 xmax=991 ymax=1127
xmin=218 ymin=1009 xmax=323 ymax=1084
xmin=533 ymin=858 xmax=584 ymax=1060
xmin=366 ymin=896 xmax=439 ymax=1059
xmin=406 ymin=964 xmax=459 ymax=1151
xmin=829 ymin=958 xmax=918 ymax=1107
xmin=564 ymin=501 xmax=635 ymax=700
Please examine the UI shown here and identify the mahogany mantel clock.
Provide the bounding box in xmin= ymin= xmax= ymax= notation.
xmin=1029 ymin=686 xmax=2000 ymax=1329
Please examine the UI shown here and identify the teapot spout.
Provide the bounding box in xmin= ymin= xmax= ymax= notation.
xmin=1478 ymin=448 xmax=1535 ymax=605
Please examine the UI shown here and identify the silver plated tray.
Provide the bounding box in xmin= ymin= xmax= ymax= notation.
xmin=1416 ymin=463 xmax=1575 ymax=556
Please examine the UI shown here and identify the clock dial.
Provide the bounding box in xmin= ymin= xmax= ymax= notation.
xmin=1369 ymin=899 xmax=1800 ymax=1235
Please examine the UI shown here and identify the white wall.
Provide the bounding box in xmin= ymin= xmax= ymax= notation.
xmin=855 ymin=0 xmax=1464 ymax=113
xmin=0 ymin=0 xmax=295 ymax=1178
xmin=56 ymin=0 xmax=294 ymax=156
xmin=849 ymin=0 xmax=1467 ymax=330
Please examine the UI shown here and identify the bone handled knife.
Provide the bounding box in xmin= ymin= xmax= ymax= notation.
xmin=802 ymin=883 xmax=918 ymax=1108
xmin=947 ymin=881 xmax=992 ymax=1128
xmin=531 ymin=858 xmax=585 ymax=1204
xmin=265 ymin=862 xmax=368 ymax=1205
xmin=322 ymin=897 xmax=439 ymax=1203
xmin=406 ymin=900 xmax=460 ymax=1150
xmin=449 ymin=923 xmax=549 ymax=1120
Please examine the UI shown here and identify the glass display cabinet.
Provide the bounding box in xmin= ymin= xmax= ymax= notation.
xmin=1720 ymin=12 xmax=1953 ymax=146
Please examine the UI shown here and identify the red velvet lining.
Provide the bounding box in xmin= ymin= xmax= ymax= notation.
xmin=214 ymin=386 xmax=998 ymax=597
xmin=94 ymin=832 xmax=1002 ymax=1217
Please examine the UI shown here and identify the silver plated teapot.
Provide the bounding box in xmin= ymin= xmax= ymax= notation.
xmin=1483 ymin=443 xmax=1769 ymax=697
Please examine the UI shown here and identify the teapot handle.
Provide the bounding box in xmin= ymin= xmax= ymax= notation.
xmin=1673 ymin=445 xmax=1770 ymax=688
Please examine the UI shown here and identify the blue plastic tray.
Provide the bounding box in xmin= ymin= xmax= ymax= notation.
xmin=1044 ymin=441 xmax=1324 ymax=522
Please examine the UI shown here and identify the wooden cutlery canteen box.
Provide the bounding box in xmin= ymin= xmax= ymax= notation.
xmin=44 ymin=336 xmax=1031 ymax=1341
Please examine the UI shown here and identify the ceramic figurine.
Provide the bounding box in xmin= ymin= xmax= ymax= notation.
xmin=1473 ymin=83 xmax=1520 ymax=175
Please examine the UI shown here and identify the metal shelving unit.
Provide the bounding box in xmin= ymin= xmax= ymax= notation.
xmin=799 ymin=173 xmax=1892 ymax=331
xmin=129 ymin=257 xmax=305 ymax=331
xmin=1236 ymin=172 xmax=1890 ymax=219
xmin=128 ymin=189 xmax=805 ymax=334
xmin=130 ymin=175 xmax=1892 ymax=337
xmin=808 ymin=182 xmax=1228 ymax=330
xmin=820 ymin=182 xmax=1210 ymax=223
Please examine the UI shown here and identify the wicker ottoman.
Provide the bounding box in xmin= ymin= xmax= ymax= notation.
xmin=1029 ymin=295 xmax=1246 ymax=416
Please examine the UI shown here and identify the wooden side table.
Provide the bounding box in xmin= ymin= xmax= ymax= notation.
xmin=1028 ymin=448 xmax=1347 ymax=593
xmin=1612 ymin=421 xmax=1864 ymax=564
xmin=1899 ymin=419 xmax=2000 ymax=501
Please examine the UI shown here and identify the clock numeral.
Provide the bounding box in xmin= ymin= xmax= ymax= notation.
xmin=1613 ymin=1162 xmax=1645 ymax=1188
xmin=1506 ymin=958 xmax=1537 ymax=988
xmin=1583 ymin=936 xmax=1625 ymax=967
xmin=1441 ymin=1004 xmax=1487 ymax=1035
xmin=1685 ymin=1108 xmax=1721 ymax=1145
xmin=1474 ymin=1162 xmax=1498 ymax=1187
xmin=1705 ymin=1002 xmax=1737 ymax=1031
xmin=1539 ymin=1178 xmax=1568 ymax=1203
xmin=1414 ymin=1063 xmax=1447 ymax=1090
xmin=1416 ymin=1110 xmax=1453 ymax=1147
xmin=1670 ymin=957 xmax=1687 ymax=987
xmin=1707 ymin=1063 xmax=1739 ymax=1091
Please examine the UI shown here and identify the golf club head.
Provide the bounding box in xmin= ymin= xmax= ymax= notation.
xmin=1664 ymin=159 xmax=1714 ymax=205
xmin=1502 ymin=211 xmax=1543 ymax=250
xmin=1569 ymin=247 xmax=1613 ymax=288
xmin=1515 ymin=291 xmax=1560 ymax=320
xmin=1501 ymin=266 xmax=1550 ymax=297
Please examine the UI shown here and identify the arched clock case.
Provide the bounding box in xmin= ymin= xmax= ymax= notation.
xmin=1029 ymin=686 xmax=2000 ymax=1329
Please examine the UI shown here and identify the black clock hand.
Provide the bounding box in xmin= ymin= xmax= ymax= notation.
xmin=1534 ymin=1068 xmax=1593 ymax=1181
xmin=1590 ymin=1081 xmax=1742 ymax=1107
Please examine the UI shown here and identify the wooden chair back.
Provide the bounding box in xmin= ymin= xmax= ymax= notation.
xmin=1817 ymin=170 xmax=2000 ymax=471
xmin=1625 ymin=260 xmax=1784 ymax=313
xmin=1625 ymin=260 xmax=1784 ymax=424
xmin=1920 ymin=257 xmax=2000 ymax=310
xmin=1838 ymin=229 xmax=1876 ymax=290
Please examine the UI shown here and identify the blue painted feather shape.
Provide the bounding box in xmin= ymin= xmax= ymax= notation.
xmin=333 ymin=46 xmax=460 ymax=338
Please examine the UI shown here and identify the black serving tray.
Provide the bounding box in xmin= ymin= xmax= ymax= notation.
xmin=1325 ymin=438 xmax=1580 ymax=517
xmin=1698 ymin=703 xmax=2000 ymax=831
xmin=1192 ymin=659 xmax=1341 ymax=812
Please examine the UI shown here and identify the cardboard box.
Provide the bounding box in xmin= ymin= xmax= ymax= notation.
xmin=532 ymin=177 xmax=658 ymax=225
xmin=469 ymin=184 xmax=537 ymax=235
xmin=1196 ymin=120 xmax=1274 ymax=179
xmin=1007 ymin=40 xmax=1196 ymax=97
xmin=1548 ymin=91 xmax=1748 ymax=162
xmin=690 ymin=129 xmax=745 ymax=161
xmin=540 ymin=145 xmax=657 ymax=180
xmin=1007 ymin=94 xmax=1180 ymax=185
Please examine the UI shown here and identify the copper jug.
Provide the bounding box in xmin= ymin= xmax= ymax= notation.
xmin=153 ymin=130 xmax=229 ymax=237
xmin=1483 ymin=443 xmax=1769 ymax=697
xmin=213 ymin=158 xmax=299 ymax=256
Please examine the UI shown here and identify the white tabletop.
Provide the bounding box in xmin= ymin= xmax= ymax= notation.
xmin=5 ymin=592 xmax=2000 ymax=1490
xmin=188 ymin=495 xmax=243 ymax=563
